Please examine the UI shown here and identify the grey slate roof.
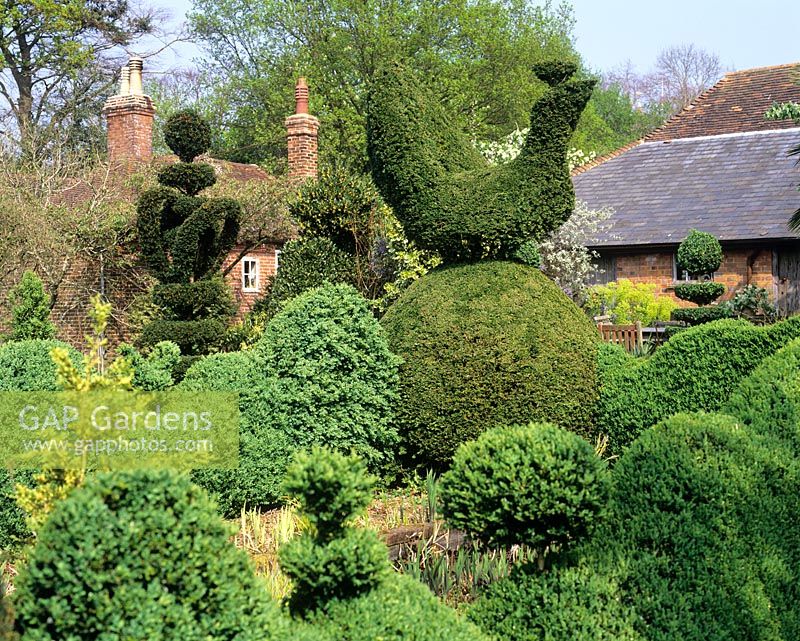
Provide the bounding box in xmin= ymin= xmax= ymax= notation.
xmin=573 ymin=128 xmax=800 ymax=248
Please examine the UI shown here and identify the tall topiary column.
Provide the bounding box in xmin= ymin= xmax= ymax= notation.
xmin=136 ymin=110 xmax=241 ymax=355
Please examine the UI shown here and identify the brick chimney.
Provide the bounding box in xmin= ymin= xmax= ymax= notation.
xmin=285 ymin=78 xmax=319 ymax=179
xmin=103 ymin=57 xmax=155 ymax=165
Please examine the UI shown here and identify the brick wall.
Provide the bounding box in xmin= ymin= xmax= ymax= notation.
xmin=222 ymin=244 xmax=280 ymax=319
xmin=609 ymin=247 xmax=775 ymax=304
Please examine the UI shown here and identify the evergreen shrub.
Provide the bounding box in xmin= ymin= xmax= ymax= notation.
xmin=381 ymin=261 xmax=599 ymax=469
xmin=0 ymin=339 xmax=80 ymax=391
xmin=282 ymin=448 xmax=488 ymax=641
xmin=163 ymin=109 xmax=212 ymax=163
xmin=290 ymin=166 xmax=386 ymax=256
xmin=0 ymin=469 xmax=34 ymax=550
xmin=367 ymin=61 xmax=595 ymax=262
xmin=595 ymin=317 xmax=800 ymax=453
xmin=468 ymin=560 xmax=641 ymax=641
xmin=157 ymin=162 xmax=217 ymax=196
xmin=118 ymin=341 xmax=180 ymax=391
xmin=138 ymin=318 xmax=226 ymax=356
xmin=296 ymin=573 xmax=489 ymax=641
xmin=254 ymin=283 xmax=399 ymax=472
xmin=279 ymin=448 xmax=389 ymax=615
xmin=12 ymin=470 xmax=286 ymax=640
xmin=673 ymin=281 xmax=726 ymax=306
xmin=671 ymin=305 xmax=734 ymax=325
xmin=676 ymin=229 xmax=723 ymax=275
xmin=6 ymin=271 xmax=55 ymax=341
xmin=440 ymin=423 xmax=609 ymax=550
xmin=608 ymin=412 xmax=797 ymax=641
xmin=724 ymin=338 xmax=800 ymax=451
xmin=152 ymin=277 xmax=235 ymax=320
xmin=253 ymin=237 xmax=354 ymax=319
xmin=182 ymin=284 xmax=399 ymax=515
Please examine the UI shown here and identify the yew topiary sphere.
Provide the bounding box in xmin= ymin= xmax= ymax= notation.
xmin=163 ymin=109 xmax=212 ymax=162
xmin=677 ymin=229 xmax=723 ymax=275
xmin=380 ymin=261 xmax=600 ymax=470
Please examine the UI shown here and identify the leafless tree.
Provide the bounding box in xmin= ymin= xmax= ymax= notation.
xmin=648 ymin=44 xmax=724 ymax=112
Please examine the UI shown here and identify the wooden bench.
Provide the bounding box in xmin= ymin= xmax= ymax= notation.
xmin=597 ymin=321 xmax=643 ymax=353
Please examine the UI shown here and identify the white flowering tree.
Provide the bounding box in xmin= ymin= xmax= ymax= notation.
xmin=477 ymin=130 xmax=615 ymax=302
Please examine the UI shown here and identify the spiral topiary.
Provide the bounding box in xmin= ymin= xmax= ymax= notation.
xmin=367 ymin=60 xmax=595 ymax=262
xmin=136 ymin=109 xmax=241 ymax=355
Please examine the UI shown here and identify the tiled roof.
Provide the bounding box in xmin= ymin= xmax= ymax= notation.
xmin=573 ymin=128 xmax=800 ymax=247
xmin=647 ymin=63 xmax=800 ymax=141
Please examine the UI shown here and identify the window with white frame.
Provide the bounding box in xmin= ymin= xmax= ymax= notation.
xmin=242 ymin=256 xmax=259 ymax=292
xmin=275 ymin=249 xmax=281 ymax=271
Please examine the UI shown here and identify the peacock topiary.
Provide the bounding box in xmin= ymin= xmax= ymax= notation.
xmin=136 ymin=109 xmax=241 ymax=355
xmin=366 ymin=60 xmax=595 ymax=263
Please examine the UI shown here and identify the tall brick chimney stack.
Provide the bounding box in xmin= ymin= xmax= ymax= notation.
xmin=285 ymin=78 xmax=319 ymax=179
xmin=103 ymin=57 xmax=155 ymax=165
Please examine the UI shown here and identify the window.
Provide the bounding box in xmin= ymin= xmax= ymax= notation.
xmin=275 ymin=249 xmax=281 ymax=271
xmin=242 ymin=257 xmax=259 ymax=292
xmin=590 ymin=254 xmax=617 ymax=286
xmin=672 ymin=254 xmax=714 ymax=282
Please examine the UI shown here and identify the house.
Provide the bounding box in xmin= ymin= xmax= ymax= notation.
xmin=13 ymin=58 xmax=318 ymax=347
xmin=573 ymin=63 xmax=800 ymax=314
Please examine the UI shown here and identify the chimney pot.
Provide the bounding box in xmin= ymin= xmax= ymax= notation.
xmin=295 ymin=77 xmax=309 ymax=114
xmin=120 ymin=66 xmax=130 ymax=95
xmin=129 ymin=57 xmax=144 ymax=96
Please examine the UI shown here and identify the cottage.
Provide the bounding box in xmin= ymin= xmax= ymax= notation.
xmin=573 ymin=63 xmax=800 ymax=314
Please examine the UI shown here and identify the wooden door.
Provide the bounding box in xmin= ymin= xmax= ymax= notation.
xmin=776 ymin=249 xmax=800 ymax=316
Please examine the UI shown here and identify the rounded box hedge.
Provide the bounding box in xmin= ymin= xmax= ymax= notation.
xmin=12 ymin=470 xmax=286 ymax=640
xmin=381 ymin=260 xmax=599 ymax=469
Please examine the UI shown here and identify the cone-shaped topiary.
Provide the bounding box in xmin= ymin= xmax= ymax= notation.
xmin=12 ymin=470 xmax=287 ymax=640
xmin=136 ymin=110 xmax=241 ymax=355
xmin=381 ymin=261 xmax=599 ymax=470
xmin=6 ymin=271 xmax=56 ymax=341
xmin=367 ymin=61 xmax=595 ymax=262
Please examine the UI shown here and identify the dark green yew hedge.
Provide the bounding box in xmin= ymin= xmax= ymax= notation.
xmin=673 ymin=281 xmax=725 ymax=306
xmin=381 ymin=261 xmax=599 ymax=470
xmin=367 ymin=61 xmax=595 ymax=262
xmin=595 ymin=316 xmax=800 ymax=453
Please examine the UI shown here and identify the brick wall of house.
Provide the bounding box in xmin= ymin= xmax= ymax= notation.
xmin=222 ymin=243 xmax=280 ymax=319
xmin=609 ymin=247 xmax=776 ymax=304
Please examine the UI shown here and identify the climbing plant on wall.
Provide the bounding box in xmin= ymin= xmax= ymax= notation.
xmin=136 ymin=110 xmax=241 ymax=355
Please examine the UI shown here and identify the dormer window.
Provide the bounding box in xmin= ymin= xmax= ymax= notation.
xmin=242 ymin=257 xmax=259 ymax=292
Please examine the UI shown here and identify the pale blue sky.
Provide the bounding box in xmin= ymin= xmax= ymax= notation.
xmin=152 ymin=0 xmax=800 ymax=74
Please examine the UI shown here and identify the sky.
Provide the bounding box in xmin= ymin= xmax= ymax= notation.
xmin=153 ymin=0 xmax=800 ymax=74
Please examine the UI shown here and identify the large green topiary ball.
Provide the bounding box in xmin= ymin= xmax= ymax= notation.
xmin=676 ymin=228 xmax=723 ymax=275
xmin=12 ymin=470 xmax=287 ymax=640
xmin=380 ymin=261 xmax=599 ymax=469
xmin=163 ymin=109 xmax=212 ymax=163
xmin=441 ymin=423 xmax=609 ymax=550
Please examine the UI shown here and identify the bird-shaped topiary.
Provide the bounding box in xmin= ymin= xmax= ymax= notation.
xmin=136 ymin=110 xmax=241 ymax=355
xmin=366 ymin=60 xmax=596 ymax=263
